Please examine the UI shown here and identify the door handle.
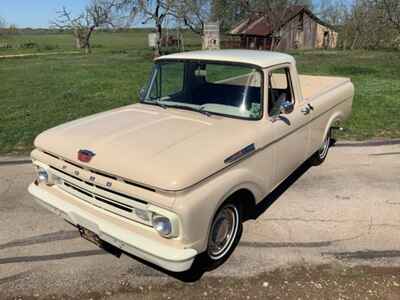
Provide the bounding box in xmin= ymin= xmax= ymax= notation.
xmin=301 ymin=107 xmax=311 ymax=115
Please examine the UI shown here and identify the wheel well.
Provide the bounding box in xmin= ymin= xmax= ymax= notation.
xmin=328 ymin=118 xmax=342 ymax=146
xmin=226 ymin=189 xmax=256 ymax=221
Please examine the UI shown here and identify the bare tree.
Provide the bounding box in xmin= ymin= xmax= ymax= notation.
xmin=114 ymin=0 xmax=178 ymax=56
xmin=139 ymin=0 xmax=174 ymax=56
xmin=377 ymin=0 xmax=400 ymax=33
xmin=170 ymin=0 xmax=211 ymax=44
xmin=0 ymin=16 xmax=5 ymax=28
xmin=339 ymin=0 xmax=390 ymax=50
xmin=212 ymin=0 xmax=251 ymax=31
xmin=53 ymin=0 xmax=117 ymax=54
xmin=316 ymin=0 xmax=349 ymax=26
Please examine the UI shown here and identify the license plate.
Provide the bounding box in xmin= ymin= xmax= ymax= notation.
xmin=78 ymin=226 xmax=102 ymax=246
xmin=77 ymin=226 xmax=122 ymax=257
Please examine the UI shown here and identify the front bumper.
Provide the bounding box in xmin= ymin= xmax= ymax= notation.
xmin=28 ymin=183 xmax=197 ymax=272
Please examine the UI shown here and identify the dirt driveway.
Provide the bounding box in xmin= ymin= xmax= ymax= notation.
xmin=0 ymin=143 xmax=399 ymax=299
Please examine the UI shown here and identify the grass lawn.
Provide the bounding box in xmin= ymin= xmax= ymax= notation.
xmin=292 ymin=50 xmax=400 ymax=140
xmin=0 ymin=30 xmax=201 ymax=55
xmin=0 ymin=31 xmax=399 ymax=154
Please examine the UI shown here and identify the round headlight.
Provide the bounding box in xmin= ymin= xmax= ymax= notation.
xmin=152 ymin=215 xmax=172 ymax=237
xmin=37 ymin=168 xmax=49 ymax=184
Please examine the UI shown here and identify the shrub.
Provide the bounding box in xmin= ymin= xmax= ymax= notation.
xmin=19 ymin=41 xmax=38 ymax=49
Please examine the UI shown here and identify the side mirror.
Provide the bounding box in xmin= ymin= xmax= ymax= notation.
xmin=280 ymin=101 xmax=294 ymax=114
xmin=139 ymin=86 xmax=146 ymax=101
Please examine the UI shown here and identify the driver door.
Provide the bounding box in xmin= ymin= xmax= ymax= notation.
xmin=267 ymin=66 xmax=311 ymax=186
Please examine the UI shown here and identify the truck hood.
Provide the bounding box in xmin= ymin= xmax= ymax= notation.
xmin=34 ymin=104 xmax=257 ymax=191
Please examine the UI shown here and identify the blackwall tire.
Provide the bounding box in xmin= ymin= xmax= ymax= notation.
xmin=198 ymin=201 xmax=243 ymax=270
xmin=310 ymin=129 xmax=331 ymax=166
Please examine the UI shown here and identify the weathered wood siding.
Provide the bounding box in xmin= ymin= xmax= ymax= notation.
xmin=315 ymin=23 xmax=338 ymax=49
xmin=303 ymin=13 xmax=317 ymax=48
xmin=276 ymin=12 xmax=337 ymax=50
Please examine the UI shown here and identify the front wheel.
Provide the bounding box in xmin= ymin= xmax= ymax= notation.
xmin=198 ymin=201 xmax=243 ymax=270
xmin=310 ymin=129 xmax=331 ymax=166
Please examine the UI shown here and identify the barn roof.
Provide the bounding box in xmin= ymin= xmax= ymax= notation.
xmin=230 ymin=6 xmax=334 ymax=37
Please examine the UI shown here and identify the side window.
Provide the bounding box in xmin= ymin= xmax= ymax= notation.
xmin=268 ymin=67 xmax=294 ymax=116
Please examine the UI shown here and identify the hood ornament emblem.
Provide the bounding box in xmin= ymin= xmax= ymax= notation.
xmin=78 ymin=149 xmax=96 ymax=163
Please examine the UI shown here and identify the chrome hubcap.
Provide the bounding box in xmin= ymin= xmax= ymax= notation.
xmin=208 ymin=205 xmax=238 ymax=259
xmin=318 ymin=133 xmax=330 ymax=159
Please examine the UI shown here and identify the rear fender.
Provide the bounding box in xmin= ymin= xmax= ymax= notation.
xmin=322 ymin=111 xmax=344 ymax=145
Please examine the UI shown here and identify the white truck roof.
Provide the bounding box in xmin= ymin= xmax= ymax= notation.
xmin=157 ymin=49 xmax=295 ymax=68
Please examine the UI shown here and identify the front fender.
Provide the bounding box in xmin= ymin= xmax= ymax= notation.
xmin=173 ymin=164 xmax=268 ymax=253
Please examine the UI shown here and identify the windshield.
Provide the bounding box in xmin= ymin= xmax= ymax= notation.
xmin=141 ymin=61 xmax=263 ymax=120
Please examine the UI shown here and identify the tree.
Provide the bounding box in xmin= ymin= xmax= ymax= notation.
xmin=53 ymin=0 xmax=118 ymax=54
xmin=114 ymin=0 xmax=177 ymax=56
xmin=138 ymin=0 xmax=174 ymax=56
xmin=377 ymin=0 xmax=400 ymax=34
xmin=316 ymin=0 xmax=349 ymax=26
xmin=212 ymin=0 xmax=250 ymax=31
xmin=170 ymin=0 xmax=212 ymax=44
xmin=343 ymin=0 xmax=391 ymax=49
xmin=0 ymin=16 xmax=5 ymax=28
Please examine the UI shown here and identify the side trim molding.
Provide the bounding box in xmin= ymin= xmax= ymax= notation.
xmin=224 ymin=144 xmax=256 ymax=164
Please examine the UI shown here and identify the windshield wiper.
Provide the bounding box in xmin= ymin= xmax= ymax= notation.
xmin=198 ymin=106 xmax=212 ymax=117
xmin=143 ymin=99 xmax=167 ymax=109
xmin=166 ymin=104 xmax=211 ymax=117
xmin=154 ymin=100 xmax=167 ymax=109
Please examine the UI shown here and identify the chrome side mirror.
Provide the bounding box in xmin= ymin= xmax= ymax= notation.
xmin=280 ymin=101 xmax=294 ymax=114
xmin=139 ymin=86 xmax=146 ymax=101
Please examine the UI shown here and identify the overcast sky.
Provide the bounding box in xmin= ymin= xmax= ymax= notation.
xmin=1 ymin=0 xmax=332 ymax=28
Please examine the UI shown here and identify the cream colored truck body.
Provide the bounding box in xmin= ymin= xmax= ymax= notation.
xmin=28 ymin=50 xmax=354 ymax=272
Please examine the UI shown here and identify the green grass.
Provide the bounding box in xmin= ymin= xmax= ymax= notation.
xmin=0 ymin=31 xmax=399 ymax=154
xmin=0 ymin=30 xmax=201 ymax=55
xmin=291 ymin=50 xmax=400 ymax=140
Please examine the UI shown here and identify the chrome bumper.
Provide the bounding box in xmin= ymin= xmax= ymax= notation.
xmin=28 ymin=183 xmax=197 ymax=272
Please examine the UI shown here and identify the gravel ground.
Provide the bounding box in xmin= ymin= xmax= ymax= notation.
xmin=3 ymin=265 xmax=400 ymax=300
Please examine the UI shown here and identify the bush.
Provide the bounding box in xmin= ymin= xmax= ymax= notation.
xmin=19 ymin=41 xmax=38 ymax=49
xmin=41 ymin=44 xmax=59 ymax=51
xmin=0 ymin=41 xmax=12 ymax=49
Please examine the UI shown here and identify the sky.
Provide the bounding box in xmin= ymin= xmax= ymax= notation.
xmin=0 ymin=0 xmax=88 ymax=28
xmin=0 ymin=0 xmax=334 ymax=29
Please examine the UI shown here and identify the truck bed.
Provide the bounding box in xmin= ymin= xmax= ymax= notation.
xmin=298 ymin=75 xmax=351 ymax=101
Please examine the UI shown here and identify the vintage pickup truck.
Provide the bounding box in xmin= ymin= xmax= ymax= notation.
xmin=29 ymin=50 xmax=353 ymax=273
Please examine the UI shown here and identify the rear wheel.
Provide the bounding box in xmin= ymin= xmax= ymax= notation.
xmin=310 ymin=129 xmax=331 ymax=166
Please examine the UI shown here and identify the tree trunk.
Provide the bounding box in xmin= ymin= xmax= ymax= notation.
xmin=83 ymin=27 xmax=95 ymax=55
xmin=351 ymin=32 xmax=359 ymax=50
xmin=201 ymin=34 xmax=207 ymax=49
xmin=73 ymin=28 xmax=81 ymax=49
xmin=154 ymin=23 xmax=162 ymax=57
xmin=153 ymin=0 xmax=163 ymax=58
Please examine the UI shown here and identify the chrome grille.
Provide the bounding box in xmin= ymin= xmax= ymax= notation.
xmin=49 ymin=166 xmax=152 ymax=226
xmin=43 ymin=150 xmax=155 ymax=192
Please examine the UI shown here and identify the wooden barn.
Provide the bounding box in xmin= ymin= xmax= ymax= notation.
xmin=228 ymin=6 xmax=338 ymax=50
